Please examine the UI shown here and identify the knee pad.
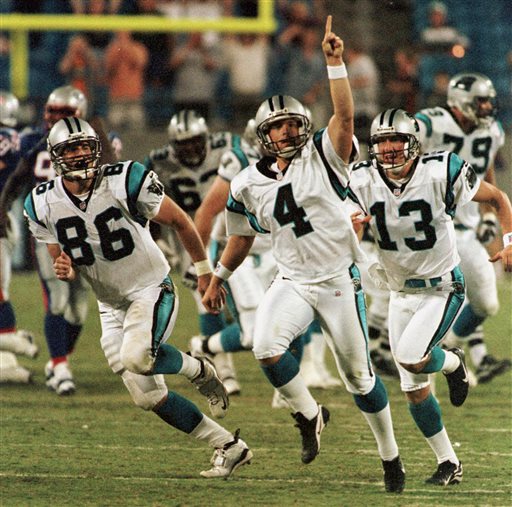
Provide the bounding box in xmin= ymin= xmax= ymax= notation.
xmin=120 ymin=300 xmax=158 ymax=374
xmin=120 ymin=340 xmax=154 ymax=375
xmin=121 ymin=370 xmax=167 ymax=410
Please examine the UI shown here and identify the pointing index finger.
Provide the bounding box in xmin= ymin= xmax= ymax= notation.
xmin=325 ymin=15 xmax=332 ymax=35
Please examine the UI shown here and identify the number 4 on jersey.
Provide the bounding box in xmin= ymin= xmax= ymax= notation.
xmin=273 ymin=184 xmax=313 ymax=238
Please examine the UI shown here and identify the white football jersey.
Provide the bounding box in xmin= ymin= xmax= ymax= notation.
xmin=24 ymin=161 xmax=170 ymax=308
xmin=213 ymin=137 xmax=271 ymax=254
xmin=145 ymin=131 xmax=237 ymax=217
xmin=226 ymin=129 xmax=364 ymax=283
xmin=415 ymin=106 xmax=504 ymax=229
xmin=349 ymin=151 xmax=480 ymax=290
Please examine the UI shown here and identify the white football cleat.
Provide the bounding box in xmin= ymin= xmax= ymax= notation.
xmin=192 ymin=357 xmax=229 ymax=419
xmin=46 ymin=361 xmax=76 ymax=396
xmin=200 ymin=430 xmax=253 ymax=478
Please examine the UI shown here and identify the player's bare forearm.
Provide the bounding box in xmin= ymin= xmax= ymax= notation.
xmin=219 ymin=235 xmax=255 ymax=273
xmin=154 ymin=195 xmax=208 ymax=263
xmin=474 ymin=181 xmax=512 ymax=234
xmin=323 ymin=15 xmax=354 ymax=162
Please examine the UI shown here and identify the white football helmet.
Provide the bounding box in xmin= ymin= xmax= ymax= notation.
xmin=0 ymin=90 xmax=20 ymax=128
xmin=368 ymin=108 xmax=420 ymax=175
xmin=447 ymin=72 xmax=497 ymax=127
xmin=255 ymin=95 xmax=311 ymax=159
xmin=47 ymin=117 xmax=101 ymax=180
xmin=168 ymin=110 xmax=209 ymax=168
xmin=44 ymin=85 xmax=88 ymax=129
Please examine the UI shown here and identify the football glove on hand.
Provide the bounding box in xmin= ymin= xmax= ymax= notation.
xmin=182 ymin=263 xmax=198 ymax=291
xmin=476 ymin=212 xmax=499 ymax=245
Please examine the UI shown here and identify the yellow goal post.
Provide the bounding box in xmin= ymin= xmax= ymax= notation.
xmin=1 ymin=0 xmax=276 ymax=98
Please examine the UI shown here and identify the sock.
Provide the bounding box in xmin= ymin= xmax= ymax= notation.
xmin=189 ymin=414 xmax=235 ymax=449
xmin=0 ymin=301 xmax=16 ymax=331
xmin=421 ymin=346 xmax=446 ymax=374
xmin=154 ymin=343 xmax=201 ymax=378
xmin=360 ymin=404 xmax=399 ymax=461
xmin=441 ymin=349 xmax=461 ymax=374
xmin=452 ymin=304 xmax=485 ymax=337
xmin=260 ymin=350 xmax=300 ymax=387
xmin=153 ymin=391 xmax=204 ymax=433
xmin=353 ymin=375 xmax=389 ymax=413
xmin=218 ymin=323 xmax=243 ymax=352
xmin=408 ymin=392 xmax=443 ymax=438
xmin=278 ymin=374 xmax=318 ymax=418
xmin=65 ymin=322 xmax=82 ymax=354
xmin=199 ymin=313 xmax=226 ymax=336
xmin=45 ymin=313 xmax=69 ymax=358
xmin=289 ymin=334 xmax=304 ymax=364
xmin=261 ymin=351 xmax=317 ymax=418
xmin=426 ymin=428 xmax=459 ymax=465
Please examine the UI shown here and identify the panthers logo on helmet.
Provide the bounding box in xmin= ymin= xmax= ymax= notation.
xmin=453 ymin=75 xmax=478 ymax=92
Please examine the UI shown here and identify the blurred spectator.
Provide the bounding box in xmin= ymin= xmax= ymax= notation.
xmin=423 ymin=70 xmax=450 ymax=109
xmin=219 ymin=33 xmax=270 ymax=127
xmin=386 ymin=47 xmax=420 ymax=113
xmin=420 ymin=1 xmax=469 ymax=55
xmin=345 ymin=43 xmax=380 ymax=144
xmin=71 ymin=0 xmax=122 ymax=116
xmin=126 ymin=0 xmax=174 ymax=88
xmin=274 ymin=23 xmax=327 ymax=128
xmin=168 ymin=32 xmax=220 ymax=121
xmin=58 ymin=35 xmax=100 ymax=102
xmin=104 ymin=31 xmax=148 ymax=129
xmin=125 ymin=0 xmax=175 ymax=126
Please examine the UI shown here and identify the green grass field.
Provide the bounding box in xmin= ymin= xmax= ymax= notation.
xmin=1 ymin=271 xmax=511 ymax=507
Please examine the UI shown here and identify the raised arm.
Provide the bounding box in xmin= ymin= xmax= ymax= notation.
xmin=323 ymin=15 xmax=354 ymax=163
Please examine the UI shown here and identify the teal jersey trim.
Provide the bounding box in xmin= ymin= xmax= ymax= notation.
xmin=425 ymin=266 xmax=465 ymax=353
xmin=227 ymin=192 xmax=269 ymax=234
xmin=125 ymin=161 xmax=150 ymax=226
xmin=23 ymin=191 xmax=45 ymax=228
xmin=151 ymin=276 xmax=177 ymax=355
xmin=349 ymin=263 xmax=372 ymax=374
xmin=312 ymin=128 xmax=359 ymax=203
xmin=415 ymin=112 xmax=433 ymax=138
xmin=445 ymin=152 xmax=465 ymax=217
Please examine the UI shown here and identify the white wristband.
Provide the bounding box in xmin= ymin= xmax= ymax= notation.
xmin=194 ymin=259 xmax=212 ymax=277
xmin=214 ymin=262 xmax=233 ymax=281
xmin=327 ymin=64 xmax=347 ymax=80
xmin=503 ymin=232 xmax=512 ymax=247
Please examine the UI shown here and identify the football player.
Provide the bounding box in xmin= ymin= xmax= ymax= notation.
xmin=0 ymin=85 xmax=114 ymax=395
xmin=0 ymin=90 xmax=38 ymax=383
xmin=202 ymin=16 xmax=405 ymax=494
xmin=191 ymin=118 xmax=311 ymax=407
xmin=144 ymin=109 xmax=241 ymax=395
xmin=349 ymin=109 xmax=512 ymax=486
xmin=24 ymin=117 xmax=252 ymax=479
xmin=414 ymin=72 xmax=511 ymax=384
